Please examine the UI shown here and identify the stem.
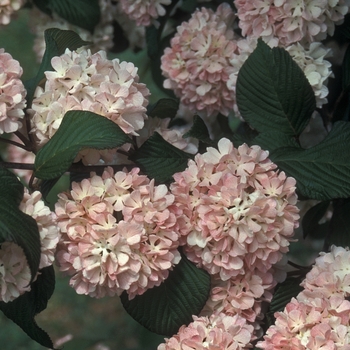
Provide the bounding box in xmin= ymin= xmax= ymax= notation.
xmin=0 ymin=161 xmax=35 ymax=170
xmin=287 ymin=260 xmax=310 ymax=270
xmin=0 ymin=136 xmax=30 ymax=150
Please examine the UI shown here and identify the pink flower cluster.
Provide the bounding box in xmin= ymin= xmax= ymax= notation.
xmin=55 ymin=167 xmax=180 ymax=299
xmin=0 ymin=0 xmax=24 ymax=25
xmin=234 ymin=0 xmax=350 ymax=46
xmin=201 ymin=269 xmax=277 ymax=324
xmin=170 ymin=138 xmax=299 ymax=282
xmin=158 ymin=312 xmax=254 ymax=350
xmin=0 ymin=189 xmax=59 ymax=303
xmin=258 ymin=246 xmax=350 ymax=349
xmin=20 ymin=189 xmax=60 ymax=269
xmin=0 ymin=48 xmax=26 ymax=134
xmin=119 ymin=0 xmax=171 ymax=26
xmin=29 ymin=48 xmax=150 ymax=164
xmin=161 ymin=4 xmax=239 ymax=119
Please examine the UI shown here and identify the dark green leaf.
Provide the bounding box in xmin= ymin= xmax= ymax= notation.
xmin=343 ymin=44 xmax=350 ymax=91
xmin=25 ymin=28 xmax=90 ymax=108
xmin=146 ymin=25 xmax=160 ymax=59
xmin=130 ymin=132 xmax=192 ymax=184
xmin=33 ymin=0 xmax=52 ymax=16
xmin=252 ymin=131 xmax=300 ymax=152
xmin=327 ymin=198 xmax=350 ymax=247
xmin=236 ymin=39 xmax=316 ymax=136
xmin=39 ymin=178 xmax=61 ymax=203
xmin=148 ymin=98 xmax=179 ymax=119
xmin=302 ymin=201 xmax=330 ymax=239
xmin=265 ymin=276 xmax=304 ymax=328
xmin=34 ymin=110 xmax=130 ymax=180
xmin=0 ymin=169 xmax=40 ymax=282
xmin=271 ymin=121 xmax=350 ymax=200
xmin=183 ymin=115 xmax=214 ymax=145
xmin=0 ymin=167 xmax=24 ymax=206
xmin=47 ymin=0 xmax=100 ymax=32
xmin=0 ymin=266 xmax=56 ymax=349
xmin=121 ymin=253 xmax=210 ymax=336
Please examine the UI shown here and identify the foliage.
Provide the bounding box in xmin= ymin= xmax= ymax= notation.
xmin=0 ymin=2 xmax=350 ymax=349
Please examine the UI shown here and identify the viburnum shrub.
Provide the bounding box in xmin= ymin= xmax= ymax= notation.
xmin=0 ymin=1 xmax=350 ymax=349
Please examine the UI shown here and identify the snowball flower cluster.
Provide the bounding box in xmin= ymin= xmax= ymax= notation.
xmin=0 ymin=189 xmax=59 ymax=303
xmin=55 ymin=167 xmax=180 ymax=299
xmin=20 ymin=189 xmax=60 ymax=269
xmin=234 ymin=0 xmax=350 ymax=46
xmin=29 ymin=48 xmax=150 ymax=164
xmin=0 ymin=0 xmax=24 ymax=25
xmin=170 ymin=138 xmax=299 ymax=281
xmin=258 ymin=246 xmax=350 ymax=349
xmin=0 ymin=48 xmax=26 ymax=134
xmin=201 ymin=269 xmax=277 ymax=323
xmin=0 ymin=242 xmax=31 ymax=303
xmin=227 ymin=37 xmax=333 ymax=110
xmin=158 ymin=312 xmax=254 ymax=350
xmin=119 ymin=0 xmax=171 ymax=26
xmin=161 ymin=4 xmax=239 ymax=119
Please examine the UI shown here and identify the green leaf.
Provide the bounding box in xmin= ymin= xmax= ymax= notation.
xmin=302 ymin=201 xmax=330 ymax=239
xmin=327 ymin=198 xmax=350 ymax=247
xmin=271 ymin=121 xmax=350 ymax=200
xmin=343 ymin=44 xmax=350 ymax=91
xmin=33 ymin=0 xmax=52 ymax=16
xmin=183 ymin=115 xmax=214 ymax=146
xmin=34 ymin=111 xmax=130 ymax=180
xmin=252 ymin=131 xmax=300 ymax=152
xmin=47 ymin=0 xmax=100 ymax=33
xmin=0 ymin=266 xmax=56 ymax=349
xmin=0 ymin=167 xmax=24 ymax=206
xmin=120 ymin=253 xmax=210 ymax=336
xmin=25 ymin=28 xmax=90 ymax=108
xmin=236 ymin=39 xmax=316 ymax=136
xmin=0 ymin=168 xmax=41 ymax=282
xmin=148 ymin=98 xmax=179 ymax=119
xmin=265 ymin=276 xmax=304 ymax=328
xmin=130 ymin=132 xmax=192 ymax=184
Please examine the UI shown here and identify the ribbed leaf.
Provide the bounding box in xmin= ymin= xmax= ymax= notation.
xmin=183 ymin=115 xmax=214 ymax=146
xmin=47 ymin=0 xmax=100 ymax=32
xmin=34 ymin=111 xmax=130 ymax=180
xmin=148 ymin=98 xmax=179 ymax=119
xmin=0 ymin=168 xmax=40 ymax=283
xmin=130 ymin=132 xmax=192 ymax=184
xmin=0 ymin=167 xmax=24 ymax=206
xmin=252 ymin=131 xmax=300 ymax=152
xmin=120 ymin=253 xmax=210 ymax=336
xmin=25 ymin=28 xmax=90 ymax=107
xmin=0 ymin=266 xmax=56 ymax=349
xmin=302 ymin=201 xmax=330 ymax=239
xmin=271 ymin=121 xmax=350 ymax=200
xmin=265 ymin=276 xmax=304 ymax=328
xmin=236 ymin=39 xmax=315 ymax=136
xmin=327 ymin=199 xmax=350 ymax=247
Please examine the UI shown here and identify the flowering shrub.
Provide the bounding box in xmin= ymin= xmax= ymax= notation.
xmin=0 ymin=1 xmax=350 ymax=349
xmin=0 ymin=49 xmax=26 ymax=134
